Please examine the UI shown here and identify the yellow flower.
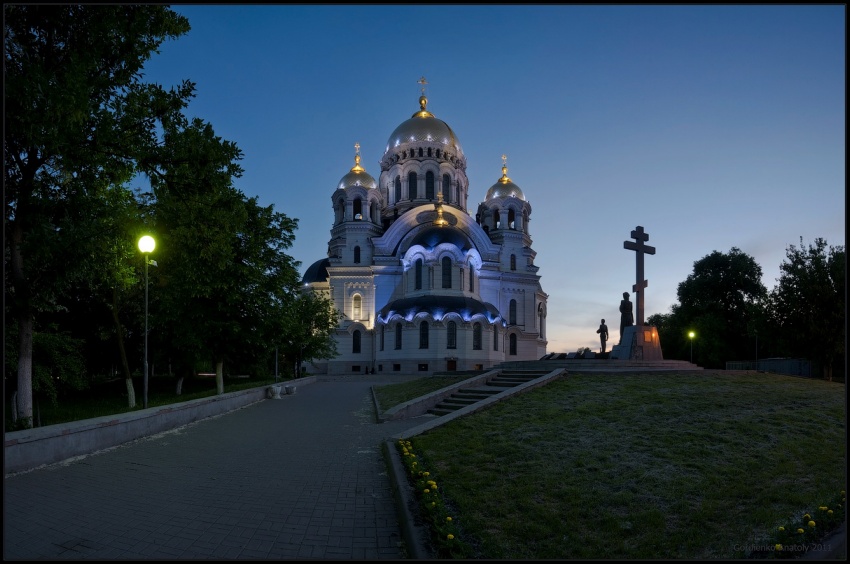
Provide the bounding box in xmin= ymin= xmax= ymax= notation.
xmin=432 ymin=485 xmax=438 ymax=489
xmin=423 ymin=472 xmax=430 ymax=476
xmin=431 ymin=502 xmax=436 ymax=507
xmin=778 ymin=526 xmax=785 ymax=531
xmin=775 ymin=544 xmax=783 ymax=551
xmin=423 ymin=489 xmax=430 ymax=494
xmin=808 ymin=521 xmax=816 ymax=528
xmin=819 ymin=506 xmax=828 ymax=511
xmin=447 ymin=534 xmax=454 ymax=540
xmin=446 ymin=517 xmax=453 ymax=522
xmin=797 ymin=528 xmax=805 ymax=534
xmin=828 ymin=510 xmax=834 ymax=515
xmin=803 ymin=513 xmax=811 ymax=520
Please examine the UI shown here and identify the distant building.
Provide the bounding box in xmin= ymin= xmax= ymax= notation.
xmin=302 ymin=90 xmax=548 ymax=375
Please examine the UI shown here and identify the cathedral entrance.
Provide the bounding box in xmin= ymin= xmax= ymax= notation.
xmin=447 ymin=359 xmax=457 ymax=371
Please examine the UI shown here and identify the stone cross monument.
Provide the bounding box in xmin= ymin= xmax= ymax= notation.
xmin=610 ymin=225 xmax=664 ymax=361
xmin=623 ymin=225 xmax=655 ymax=326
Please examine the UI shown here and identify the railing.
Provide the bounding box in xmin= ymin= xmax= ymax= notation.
xmin=726 ymin=358 xmax=813 ymax=377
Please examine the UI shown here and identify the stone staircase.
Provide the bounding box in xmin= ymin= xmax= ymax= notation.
xmin=427 ymin=369 xmax=548 ymax=416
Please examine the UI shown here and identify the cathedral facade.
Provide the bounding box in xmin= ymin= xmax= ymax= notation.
xmin=302 ymin=90 xmax=548 ymax=375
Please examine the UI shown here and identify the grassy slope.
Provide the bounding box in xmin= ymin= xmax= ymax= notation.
xmin=398 ymin=371 xmax=845 ymax=559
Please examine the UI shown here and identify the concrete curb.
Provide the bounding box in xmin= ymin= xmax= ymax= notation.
xmin=381 ymin=439 xmax=436 ymax=559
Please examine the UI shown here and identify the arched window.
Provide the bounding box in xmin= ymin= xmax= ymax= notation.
xmin=352 ymin=330 xmax=361 ymax=354
xmin=408 ymin=172 xmax=418 ymax=199
xmin=354 ymin=198 xmax=362 ymax=220
xmin=354 ymin=246 xmax=361 ymax=264
xmin=419 ymin=321 xmax=429 ymax=349
xmin=427 ymin=147 xmax=432 ymax=157
xmin=447 ymin=321 xmax=457 ymax=349
xmin=352 ymin=294 xmax=361 ymax=321
xmin=538 ymin=304 xmax=545 ymax=340
xmin=426 ymin=171 xmax=435 ymax=200
xmin=508 ymin=209 xmax=516 ymax=230
xmin=418 ymin=147 xmax=423 ymax=157
xmin=395 ymin=324 xmax=402 ymax=350
xmin=509 ymin=299 xmax=517 ymax=325
xmin=380 ymin=325 xmax=385 ymax=351
xmin=456 ymin=185 xmax=460 ymax=206
xmin=443 ymin=174 xmax=451 ymax=203
xmin=415 ymin=259 xmax=423 ymax=290
xmin=468 ymin=268 xmax=474 ymax=292
xmin=473 ymin=323 xmax=482 ymax=350
xmin=442 ymin=256 xmax=452 ymax=289
xmin=493 ymin=324 xmax=499 ymax=351
xmin=510 ymin=254 xmax=517 ymax=271
xmin=394 ymin=176 xmax=401 ymax=203
xmin=336 ymin=198 xmax=344 ymax=224
xmin=510 ymin=333 xmax=517 ymax=355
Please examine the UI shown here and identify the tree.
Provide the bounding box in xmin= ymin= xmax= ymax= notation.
xmin=769 ymin=238 xmax=845 ymax=381
xmin=278 ymin=289 xmax=340 ymax=378
xmin=660 ymin=248 xmax=767 ymax=368
xmin=4 ymin=5 xmax=192 ymax=426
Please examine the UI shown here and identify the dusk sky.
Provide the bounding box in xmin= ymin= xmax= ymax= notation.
xmin=140 ymin=4 xmax=845 ymax=354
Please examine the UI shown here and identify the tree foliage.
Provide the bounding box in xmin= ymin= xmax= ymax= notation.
xmin=4 ymin=5 xmax=330 ymax=428
xmin=4 ymin=4 xmax=192 ymax=426
xmin=768 ymin=238 xmax=845 ymax=380
xmin=655 ymin=248 xmax=767 ymax=368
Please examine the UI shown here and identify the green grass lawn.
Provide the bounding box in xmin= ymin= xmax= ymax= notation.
xmin=391 ymin=371 xmax=846 ymax=559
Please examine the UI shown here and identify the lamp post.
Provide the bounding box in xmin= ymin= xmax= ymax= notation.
xmin=688 ymin=331 xmax=695 ymax=364
xmin=138 ymin=235 xmax=156 ymax=409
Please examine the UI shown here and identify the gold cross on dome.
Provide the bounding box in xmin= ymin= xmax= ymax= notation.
xmin=354 ymin=142 xmax=360 ymax=156
xmin=418 ymin=76 xmax=428 ymax=95
xmin=502 ymin=154 xmax=507 ymax=166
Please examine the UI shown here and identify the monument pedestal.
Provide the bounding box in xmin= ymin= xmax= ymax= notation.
xmin=609 ymin=325 xmax=663 ymax=361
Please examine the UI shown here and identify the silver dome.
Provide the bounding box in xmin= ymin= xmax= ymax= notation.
xmin=338 ymin=168 xmax=377 ymax=190
xmin=384 ymin=95 xmax=463 ymax=156
xmin=485 ymin=163 xmax=526 ymax=201
xmin=338 ymin=150 xmax=377 ymax=190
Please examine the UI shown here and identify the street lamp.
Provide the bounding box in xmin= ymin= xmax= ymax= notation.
xmin=138 ymin=235 xmax=156 ymax=409
xmin=688 ymin=331 xmax=695 ymax=364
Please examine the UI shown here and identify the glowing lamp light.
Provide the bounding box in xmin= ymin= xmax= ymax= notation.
xmin=688 ymin=331 xmax=696 ymax=364
xmin=138 ymin=235 xmax=156 ymax=254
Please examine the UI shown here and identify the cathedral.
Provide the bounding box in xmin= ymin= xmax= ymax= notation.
xmin=301 ymin=87 xmax=548 ymax=375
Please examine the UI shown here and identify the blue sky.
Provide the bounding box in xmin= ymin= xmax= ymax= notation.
xmin=140 ymin=4 xmax=845 ymax=354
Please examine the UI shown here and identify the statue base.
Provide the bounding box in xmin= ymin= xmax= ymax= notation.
xmin=609 ymin=325 xmax=663 ymax=361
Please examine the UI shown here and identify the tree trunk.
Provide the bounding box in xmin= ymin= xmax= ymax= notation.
xmin=215 ymin=359 xmax=224 ymax=395
xmin=110 ymin=287 xmax=136 ymax=408
xmin=176 ymin=376 xmax=184 ymax=395
xmin=16 ymin=312 xmax=34 ymax=428
xmin=11 ymin=218 xmax=34 ymax=428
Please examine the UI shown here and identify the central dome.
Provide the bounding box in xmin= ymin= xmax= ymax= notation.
xmin=385 ymin=95 xmax=463 ymax=156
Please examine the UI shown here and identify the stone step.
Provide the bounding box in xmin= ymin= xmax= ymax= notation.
xmin=441 ymin=397 xmax=479 ymax=406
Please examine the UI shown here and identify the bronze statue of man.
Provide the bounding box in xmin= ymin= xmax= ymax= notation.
xmin=596 ymin=319 xmax=609 ymax=353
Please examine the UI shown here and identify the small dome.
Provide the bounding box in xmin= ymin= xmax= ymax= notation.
xmin=485 ymin=158 xmax=525 ymax=201
xmin=385 ymin=94 xmax=463 ymax=156
xmin=338 ymin=144 xmax=377 ymax=190
xmin=302 ymin=258 xmax=330 ymax=284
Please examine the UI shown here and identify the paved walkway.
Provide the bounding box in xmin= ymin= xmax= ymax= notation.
xmin=3 ymin=375 xmax=428 ymax=560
